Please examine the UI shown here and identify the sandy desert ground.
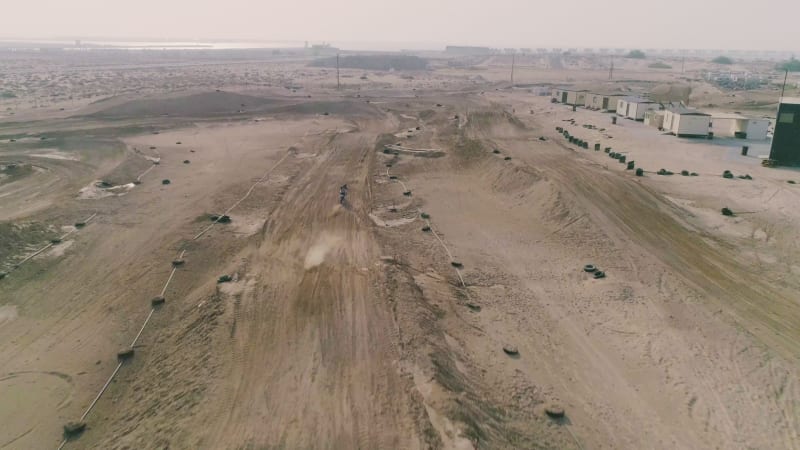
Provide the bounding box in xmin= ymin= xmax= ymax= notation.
xmin=1 ymin=50 xmax=799 ymax=450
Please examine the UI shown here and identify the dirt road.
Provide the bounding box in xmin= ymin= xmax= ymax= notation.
xmin=1 ymin=91 xmax=798 ymax=450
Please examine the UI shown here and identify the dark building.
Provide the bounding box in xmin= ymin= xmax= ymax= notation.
xmin=770 ymin=98 xmax=800 ymax=165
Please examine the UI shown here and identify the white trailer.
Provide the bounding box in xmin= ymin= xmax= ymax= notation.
xmin=664 ymin=107 xmax=711 ymax=137
xmin=711 ymin=114 xmax=770 ymax=140
xmin=618 ymin=96 xmax=658 ymax=120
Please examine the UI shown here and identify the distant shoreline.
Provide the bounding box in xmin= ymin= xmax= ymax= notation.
xmin=0 ymin=39 xmax=306 ymax=51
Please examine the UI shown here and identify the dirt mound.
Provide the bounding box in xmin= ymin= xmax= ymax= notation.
xmin=90 ymin=91 xmax=277 ymax=119
xmin=0 ymin=221 xmax=55 ymax=270
xmin=649 ymin=83 xmax=692 ymax=103
xmin=310 ymin=55 xmax=428 ymax=71
xmin=272 ymin=100 xmax=379 ymax=117
xmin=466 ymin=110 xmax=528 ymax=137
xmin=0 ymin=162 xmax=34 ymax=185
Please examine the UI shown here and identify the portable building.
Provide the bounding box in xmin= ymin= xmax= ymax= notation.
xmin=744 ymin=119 xmax=770 ymax=140
xmin=643 ymin=110 xmax=665 ymax=129
xmin=663 ymin=107 xmax=711 ymax=137
xmin=552 ymin=88 xmax=588 ymax=106
xmin=769 ymin=97 xmax=800 ymax=165
xmin=710 ymin=114 xmax=770 ymax=140
xmin=585 ymin=93 xmax=626 ymax=111
xmin=617 ymin=96 xmax=658 ymax=120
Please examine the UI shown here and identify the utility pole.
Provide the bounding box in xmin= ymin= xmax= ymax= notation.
xmin=336 ymin=54 xmax=340 ymax=90
xmin=511 ymin=53 xmax=515 ymax=86
xmin=609 ymin=55 xmax=614 ymax=80
xmin=780 ymin=69 xmax=789 ymax=99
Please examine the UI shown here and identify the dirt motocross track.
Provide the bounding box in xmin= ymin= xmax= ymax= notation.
xmin=1 ymin=89 xmax=798 ymax=450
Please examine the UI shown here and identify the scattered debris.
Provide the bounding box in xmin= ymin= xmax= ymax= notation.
xmin=545 ymin=405 xmax=565 ymax=419
xmin=502 ymin=346 xmax=519 ymax=356
xmin=737 ymin=174 xmax=752 ymax=180
xmin=583 ymin=264 xmax=597 ymax=273
xmin=117 ymin=348 xmax=135 ymax=361
xmin=63 ymin=421 xmax=87 ymax=438
xmin=217 ymin=275 xmax=233 ymax=283
xmin=593 ymin=271 xmax=606 ymax=279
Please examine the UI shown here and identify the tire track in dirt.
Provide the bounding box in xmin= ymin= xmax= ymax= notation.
xmin=370 ymin=110 xmax=586 ymax=449
xmin=209 ymin=125 xmax=429 ymax=449
xmin=545 ymin=149 xmax=800 ymax=362
xmin=413 ymin=108 xmax=800 ymax=449
xmin=59 ymin=137 xmax=295 ymax=448
xmin=485 ymin=117 xmax=800 ymax=449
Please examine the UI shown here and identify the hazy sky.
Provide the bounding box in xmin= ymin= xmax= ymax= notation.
xmin=3 ymin=0 xmax=798 ymax=51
